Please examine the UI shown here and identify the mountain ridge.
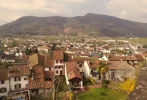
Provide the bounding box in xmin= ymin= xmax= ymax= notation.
xmin=0 ymin=13 xmax=147 ymax=37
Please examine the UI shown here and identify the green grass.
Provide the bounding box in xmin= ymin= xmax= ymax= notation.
xmin=78 ymin=88 xmax=128 ymax=100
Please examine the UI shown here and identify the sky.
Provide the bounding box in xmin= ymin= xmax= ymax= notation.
xmin=0 ymin=0 xmax=147 ymax=25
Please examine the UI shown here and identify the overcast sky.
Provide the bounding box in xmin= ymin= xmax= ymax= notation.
xmin=0 ymin=0 xmax=147 ymax=25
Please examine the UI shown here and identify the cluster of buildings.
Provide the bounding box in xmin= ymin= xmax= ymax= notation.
xmin=0 ymin=37 xmax=147 ymax=100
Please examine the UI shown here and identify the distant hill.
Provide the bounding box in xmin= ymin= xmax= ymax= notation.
xmin=1 ymin=13 xmax=147 ymax=37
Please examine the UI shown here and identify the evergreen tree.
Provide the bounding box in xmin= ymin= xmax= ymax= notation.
xmin=25 ymin=47 xmax=30 ymax=55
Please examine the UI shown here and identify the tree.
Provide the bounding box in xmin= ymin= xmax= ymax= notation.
xmin=34 ymin=48 xmax=38 ymax=54
xmin=25 ymin=47 xmax=31 ymax=55
xmin=98 ymin=62 xmax=109 ymax=88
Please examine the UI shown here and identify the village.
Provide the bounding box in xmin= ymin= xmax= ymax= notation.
xmin=0 ymin=36 xmax=146 ymax=100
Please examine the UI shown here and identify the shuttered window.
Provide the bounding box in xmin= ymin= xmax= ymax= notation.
xmin=15 ymin=84 xmax=21 ymax=89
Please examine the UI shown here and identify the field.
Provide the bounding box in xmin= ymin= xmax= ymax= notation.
xmin=78 ymin=88 xmax=128 ymax=100
xmin=129 ymin=38 xmax=147 ymax=44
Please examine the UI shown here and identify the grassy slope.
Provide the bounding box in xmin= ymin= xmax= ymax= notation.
xmin=78 ymin=88 xmax=127 ymax=100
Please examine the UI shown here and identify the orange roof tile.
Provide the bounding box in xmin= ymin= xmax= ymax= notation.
xmin=53 ymin=50 xmax=64 ymax=60
xmin=9 ymin=65 xmax=30 ymax=77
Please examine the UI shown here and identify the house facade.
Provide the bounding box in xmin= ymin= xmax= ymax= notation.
xmin=0 ymin=68 xmax=9 ymax=99
xmin=65 ymin=62 xmax=83 ymax=90
xmin=8 ymin=65 xmax=30 ymax=100
xmin=108 ymin=61 xmax=136 ymax=81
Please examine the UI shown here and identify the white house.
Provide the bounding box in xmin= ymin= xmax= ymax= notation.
xmin=83 ymin=60 xmax=99 ymax=80
xmin=0 ymin=68 xmax=9 ymax=99
xmin=8 ymin=65 xmax=30 ymax=100
xmin=65 ymin=62 xmax=83 ymax=89
xmin=53 ymin=50 xmax=65 ymax=75
xmin=108 ymin=61 xmax=136 ymax=81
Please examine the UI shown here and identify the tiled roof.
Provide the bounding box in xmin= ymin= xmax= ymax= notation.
xmin=0 ymin=68 xmax=8 ymax=80
xmin=88 ymin=60 xmax=99 ymax=69
xmin=65 ymin=62 xmax=79 ymax=73
xmin=135 ymin=55 xmax=144 ymax=61
xmin=38 ymin=54 xmax=45 ymax=66
xmin=142 ymin=53 xmax=147 ymax=57
xmin=9 ymin=65 xmax=30 ymax=77
xmin=108 ymin=61 xmax=134 ymax=70
xmin=44 ymin=59 xmax=54 ymax=68
xmin=29 ymin=65 xmax=52 ymax=89
xmin=73 ymin=57 xmax=91 ymax=63
xmin=44 ymin=71 xmax=55 ymax=79
xmin=109 ymin=56 xmax=137 ymax=61
xmin=53 ymin=50 xmax=64 ymax=60
xmin=68 ymin=70 xmax=83 ymax=81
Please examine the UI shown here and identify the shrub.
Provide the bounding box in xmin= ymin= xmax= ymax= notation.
xmin=118 ymin=79 xmax=136 ymax=93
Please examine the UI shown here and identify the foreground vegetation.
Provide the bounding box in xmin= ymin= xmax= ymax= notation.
xmin=78 ymin=88 xmax=128 ymax=100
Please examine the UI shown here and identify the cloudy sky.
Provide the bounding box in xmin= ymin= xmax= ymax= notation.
xmin=0 ymin=0 xmax=147 ymax=25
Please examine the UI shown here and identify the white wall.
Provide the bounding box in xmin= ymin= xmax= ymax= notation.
xmin=10 ymin=76 xmax=28 ymax=90
xmin=54 ymin=60 xmax=64 ymax=75
xmin=0 ymin=80 xmax=9 ymax=97
xmin=64 ymin=64 xmax=69 ymax=85
xmin=83 ymin=61 xmax=90 ymax=78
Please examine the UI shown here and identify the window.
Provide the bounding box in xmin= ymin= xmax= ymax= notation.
xmin=79 ymin=64 xmax=82 ymax=68
xmin=15 ymin=84 xmax=21 ymax=89
xmin=91 ymin=70 xmax=93 ymax=73
xmin=60 ymin=70 xmax=62 ymax=75
xmin=60 ymin=60 xmax=62 ymax=63
xmin=56 ymin=60 xmax=58 ymax=63
xmin=0 ymin=88 xmax=7 ymax=93
xmin=55 ymin=66 xmax=57 ymax=69
xmin=56 ymin=70 xmax=58 ymax=74
xmin=1 ymin=80 xmax=5 ymax=84
xmin=25 ymin=84 xmax=29 ymax=88
xmin=24 ymin=77 xmax=28 ymax=80
xmin=14 ymin=77 xmax=21 ymax=82
xmin=58 ymin=66 xmax=61 ymax=69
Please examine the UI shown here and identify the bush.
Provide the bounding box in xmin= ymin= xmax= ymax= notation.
xmin=83 ymin=77 xmax=96 ymax=86
xmin=118 ymin=79 xmax=136 ymax=93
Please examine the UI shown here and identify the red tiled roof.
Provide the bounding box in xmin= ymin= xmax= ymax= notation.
xmin=142 ymin=53 xmax=147 ymax=57
xmin=68 ymin=70 xmax=83 ymax=81
xmin=108 ymin=61 xmax=134 ymax=70
xmin=44 ymin=59 xmax=54 ymax=68
xmin=0 ymin=68 xmax=8 ymax=80
xmin=65 ymin=62 xmax=79 ymax=73
xmin=135 ymin=54 xmax=144 ymax=61
xmin=53 ymin=50 xmax=64 ymax=60
xmin=9 ymin=65 xmax=30 ymax=77
xmin=44 ymin=71 xmax=55 ymax=79
xmin=88 ymin=60 xmax=99 ymax=69
xmin=109 ymin=56 xmax=137 ymax=61
xmin=29 ymin=65 xmax=53 ymax=89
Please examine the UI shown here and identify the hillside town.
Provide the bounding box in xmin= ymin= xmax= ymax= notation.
xmin=0 ymin=36 xmax=146 ymax=100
